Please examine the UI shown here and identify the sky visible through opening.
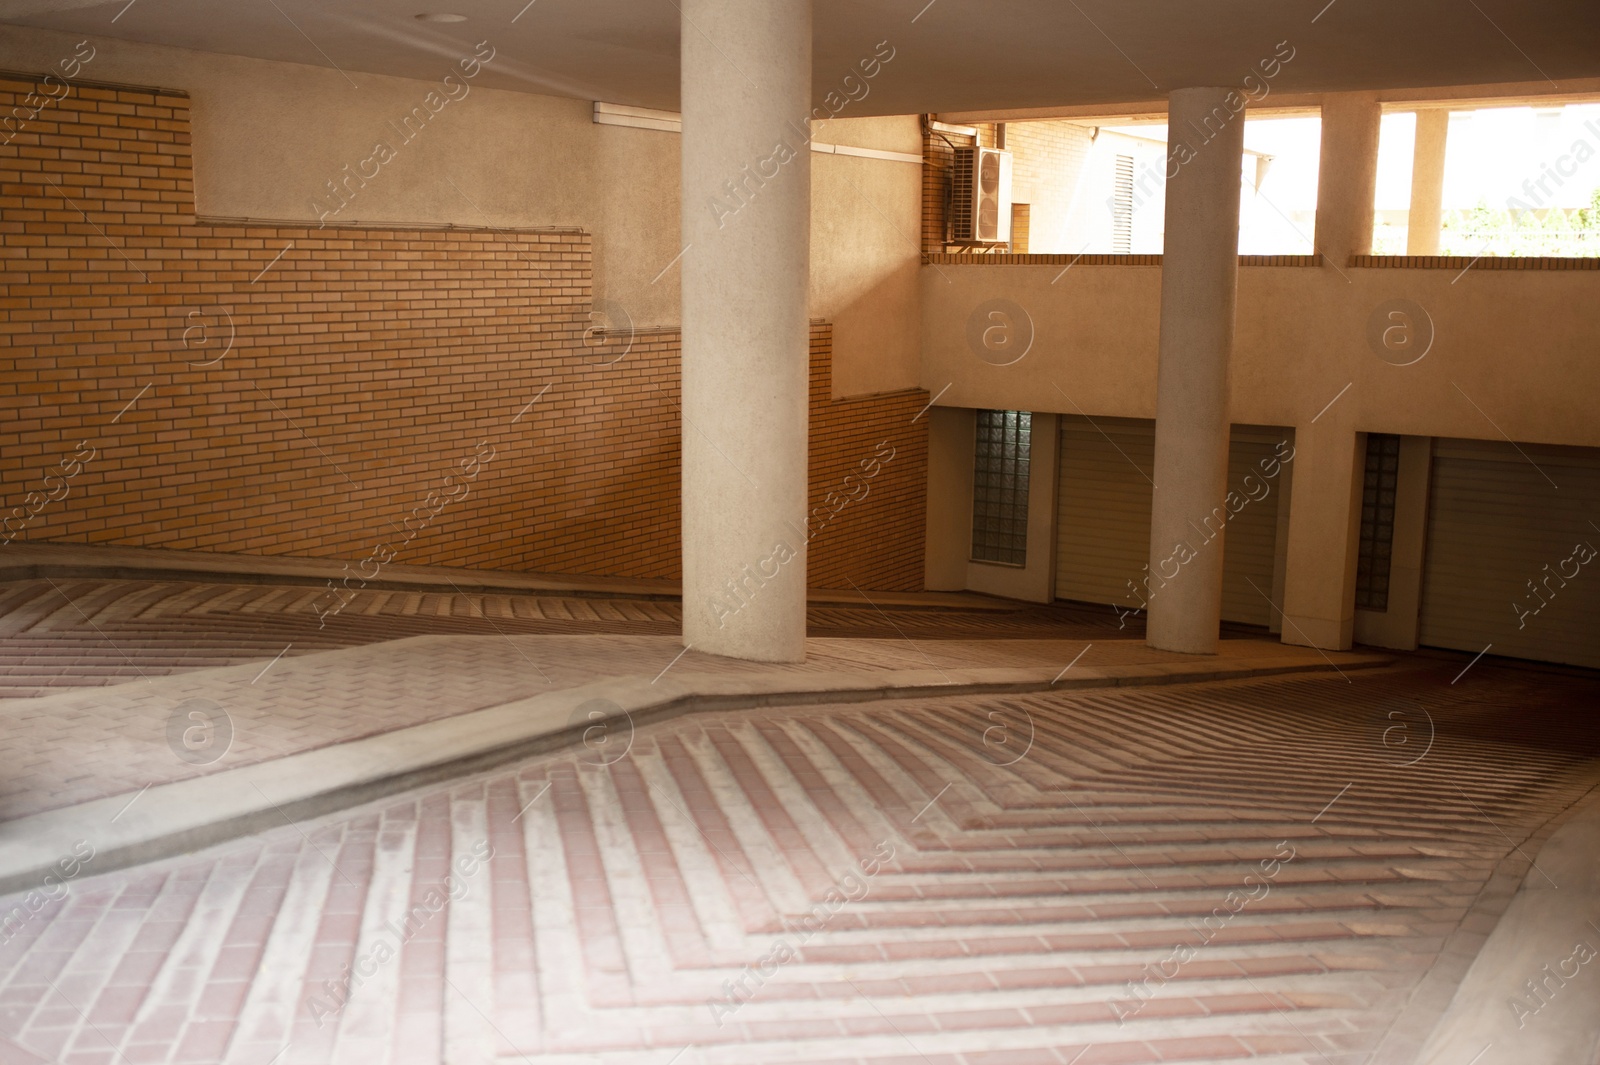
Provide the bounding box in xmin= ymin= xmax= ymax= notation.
xmin=1096 ymin=102 xmax=1600 ymax=256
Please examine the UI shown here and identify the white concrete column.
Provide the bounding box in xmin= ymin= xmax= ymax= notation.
xmin=1407 ymin=109 xmax=1450 ymax=256
xmin=1146 ymin=87 xmax=1246 ymax=655
xmin=1313 ymin=92 xmax=1381 ymax=266
xmin=679 ymin=0 xmax=812 ymax=662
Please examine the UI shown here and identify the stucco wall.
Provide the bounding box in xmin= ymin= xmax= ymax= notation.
xmin=809 ymin=142 xmax=923 ymax=397
xmin=1005 ymin=120 xmax=1096 ymax=255
xmin=919 ymin=261 xmax=1600 ymax=448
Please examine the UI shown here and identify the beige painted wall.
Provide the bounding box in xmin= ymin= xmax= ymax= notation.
xmin=813 ymin=113 xmax=921 ymax=155
xmin=918 ymin=264 xmax=1600 ymax=447
xmin=920 ymin=259 xmax=1600 ymax=631
xmin=809 ymin=130 xmax=924 ymax=397
xmin=1 ymin=25 xmax=669 ymax=313
xmin=0 ymin=25 xmax=921 ymax=394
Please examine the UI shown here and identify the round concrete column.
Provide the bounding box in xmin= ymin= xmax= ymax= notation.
xmin=1147 ymin=87 xmax=1246 ymax=655
xmin=679 ymin=0 xmax=812 ymax=662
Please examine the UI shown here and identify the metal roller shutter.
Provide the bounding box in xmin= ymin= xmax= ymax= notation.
xmin=1219 ymin=433 xmax=1286 ymax=627
xmin=1054 ymin=416 xmax=1154 ymax=611
xmin=1418 ymin=438 xmax=1600 ymax=668
xmin=1054 ymin=418 xmax=1289 ymax=626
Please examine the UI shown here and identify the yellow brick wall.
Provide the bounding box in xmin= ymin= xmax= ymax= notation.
xmin=1 ymin=75 xmax=927 ymax=590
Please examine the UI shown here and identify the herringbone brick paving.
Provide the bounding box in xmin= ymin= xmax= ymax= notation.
xmin=0 ymin=578 xmax=1150 ymax=700
xmin=0 ymin=623 xmax=1323 ymax=823
xmin=0 ymin=576 xmax=1325 ymax=823
xmin=1 ymin=660 xmax=1594 ymax=1064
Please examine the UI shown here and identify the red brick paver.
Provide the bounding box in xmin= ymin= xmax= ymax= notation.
xmin=0 ymin=661 xmax=1593 ymax=1063
xmin=0 ymin=580 xmax=1318 ymax=821
xmin=0 ymin=577 xmax=1160 ymax=699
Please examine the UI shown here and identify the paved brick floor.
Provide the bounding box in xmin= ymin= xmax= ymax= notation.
xmin=0 ymin=629 xmax=1329 ymax=823
xmin=0 ymin=578 xmax=1174 ymax=699
xmin=2 ymin=661 xmax=1595 ymax=1064
xmin=0 ymin=576 xmax=1303 ymax=823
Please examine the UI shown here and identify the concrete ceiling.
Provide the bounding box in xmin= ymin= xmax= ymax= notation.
xmin=2 ymin=0 xmax=1597 ymax=113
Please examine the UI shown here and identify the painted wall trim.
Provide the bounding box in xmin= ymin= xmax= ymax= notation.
xmin=0 ymin=66 xmax=187 ymax=98
xmin=811 ymin=141 xmax=923 ymax=164
xmin=194 ymin=215 xmax=586 ymax=233
xmin=593 ymin=102 xmax=922 ymax=162
xmin=593 ymin=101 xmax=683 ymax=132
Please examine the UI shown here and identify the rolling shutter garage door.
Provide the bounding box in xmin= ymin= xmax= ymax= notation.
xmin=1418 ymin=438 xmax=1600 ymax=669
xmin=1054 ymin=418 xmax=1288 ymax=626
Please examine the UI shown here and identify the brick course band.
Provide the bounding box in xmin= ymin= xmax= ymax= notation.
xmin=1349 ymin=254 xmax=1600 ymax=270
xmin=921 ymin=252 xmax=1322 ymax=266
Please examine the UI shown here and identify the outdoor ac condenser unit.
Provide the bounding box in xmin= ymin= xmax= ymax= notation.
xmin=950 ymin=146 xmax=1013 ymax=244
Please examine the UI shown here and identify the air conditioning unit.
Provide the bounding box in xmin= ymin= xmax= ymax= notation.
xmin=950 ymin=146 xmax=1013 ymax=244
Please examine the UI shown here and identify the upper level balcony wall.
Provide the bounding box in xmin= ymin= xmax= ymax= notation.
xmin=920 ymin=255 xmax=1600 ymax=448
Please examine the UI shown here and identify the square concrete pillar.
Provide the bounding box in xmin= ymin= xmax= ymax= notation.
xmin=1281 ymin=420 xmax=1365 ymax=650
xmin=1314 ymin=92 xmax=1381 ymax=267
xmin=1146 ymin=86 xmax=1246 ymax=655
xmin=924 ymin=406 xmax=976 ymax=591
xmin=1407 ymin=110 xmax=1450 ymax=256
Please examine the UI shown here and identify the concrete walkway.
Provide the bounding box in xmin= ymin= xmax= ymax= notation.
xmin=1415 ymin=789 xmax=1600 ymax=1064
xmin=0 ymin=630 xmax=1386 ymax=892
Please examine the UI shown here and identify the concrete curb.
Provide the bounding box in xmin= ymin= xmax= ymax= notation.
xmin=1413 ymin=785 xmax=1600 ymax=1064
xmin=0 ymin=652 xmax=1390 ymax=896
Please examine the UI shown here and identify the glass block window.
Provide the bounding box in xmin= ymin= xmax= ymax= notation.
xmin=971 ymin=410 xmax=1031 ymax=566
xmin=1355 ymin=433 xmax=1402 ymax=611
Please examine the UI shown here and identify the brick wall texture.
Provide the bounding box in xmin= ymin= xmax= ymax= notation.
xmin=923 ymin=119 xmax=1094 ymax=257
xmin=1004 ymin=119 xmax=1096 ymax=255
xmin=920 ymin=121 xmax=997 ymax=253
xmin=0 ymin=75 xmax=928 ymax=591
